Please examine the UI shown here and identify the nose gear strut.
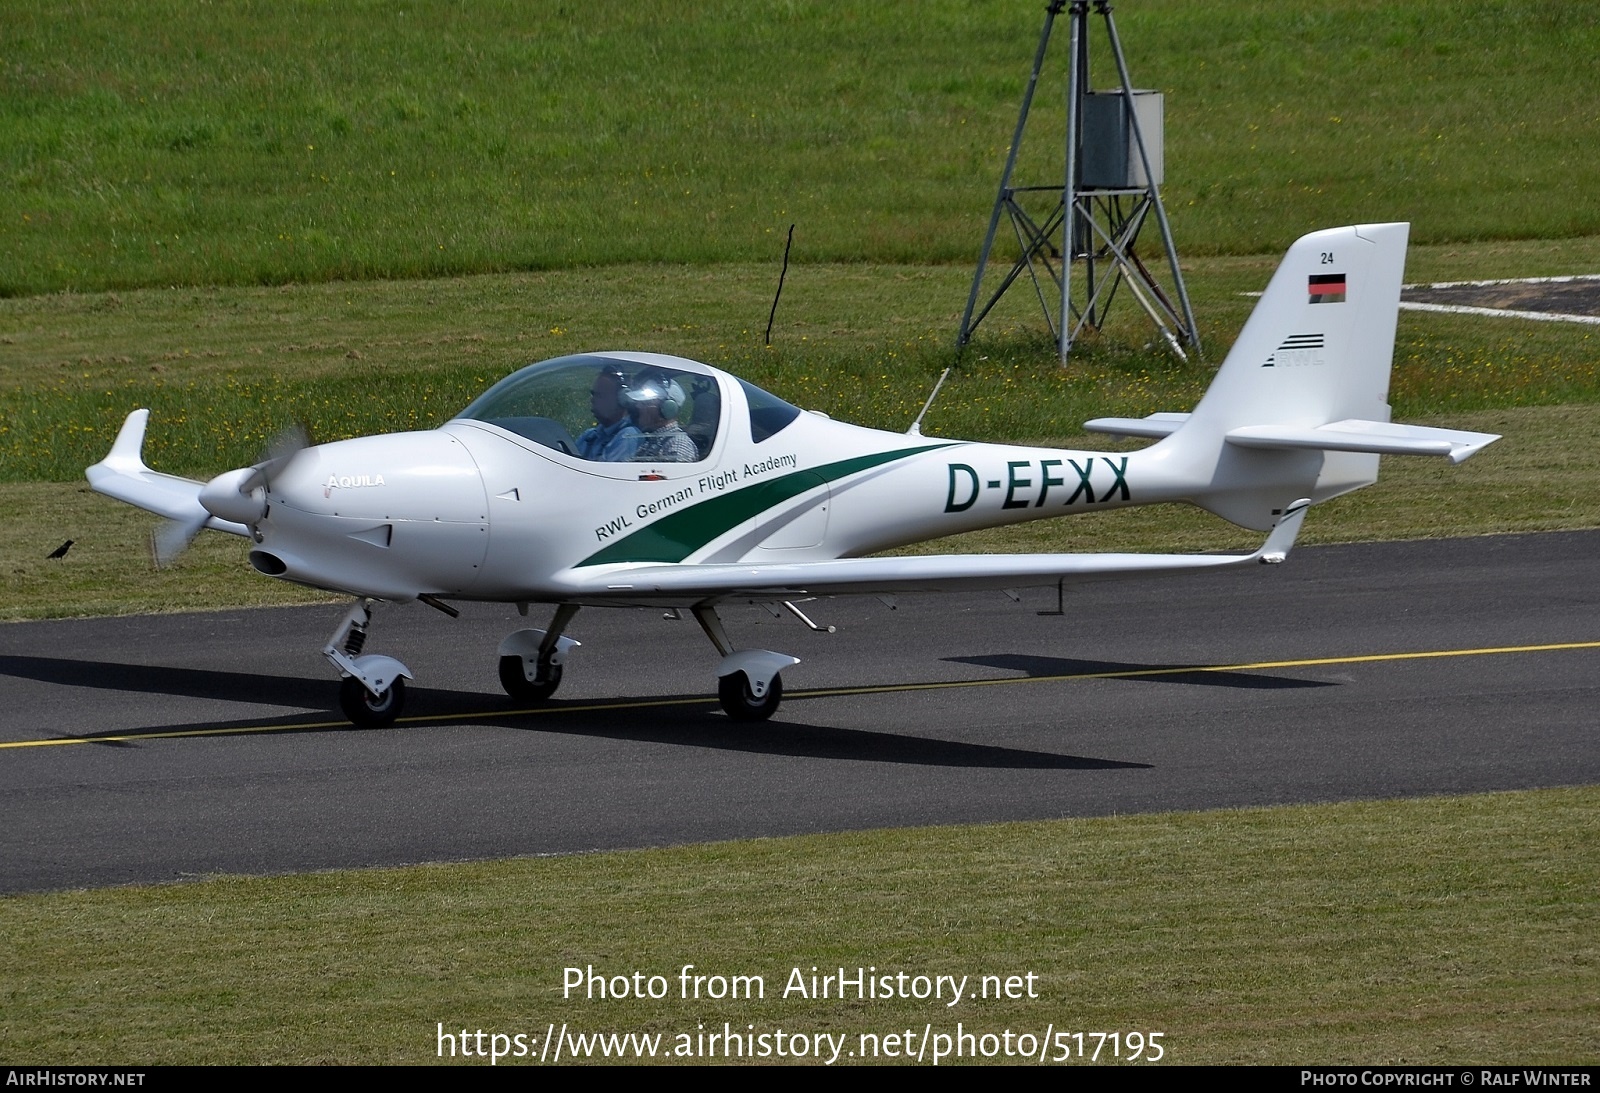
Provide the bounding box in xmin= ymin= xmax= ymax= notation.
xmin=323 ymin=599 xmax=413 ymax=727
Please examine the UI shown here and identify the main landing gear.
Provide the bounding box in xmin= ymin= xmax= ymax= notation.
xmin=694 ymin=606 xmax=799 ymax=722
xmin=320 ymin=599 xmax=806 ymax=728
xmin=498 ymin=603 xmax=581 ymax=703
xmin=495 ymin=603 xmax=801 ymax=722
xmin=324 ymin=600 xmax=413 ymax=728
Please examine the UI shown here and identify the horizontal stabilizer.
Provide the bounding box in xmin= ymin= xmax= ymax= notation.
xmin=1082 ymin=412 xmax=1189 ymax=439
xmin=1225 ymin=419 xmax=1500 ymax=464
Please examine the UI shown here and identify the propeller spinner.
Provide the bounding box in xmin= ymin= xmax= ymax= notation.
xmin=153 ymin=422 xmax=310 ymax=568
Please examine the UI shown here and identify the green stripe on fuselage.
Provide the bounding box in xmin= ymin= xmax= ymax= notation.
xmin=578 ymin=444 xmax=954 ymax=566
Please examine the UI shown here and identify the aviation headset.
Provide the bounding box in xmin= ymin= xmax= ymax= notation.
xmin=624 ymin=371 xmax=685 ymax=420
xmin=595 ymin=364 xmax=630 ymax=406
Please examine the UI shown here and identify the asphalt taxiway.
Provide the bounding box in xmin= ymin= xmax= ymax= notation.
xmin=2 ymin=531 xmax=1597 ymax=894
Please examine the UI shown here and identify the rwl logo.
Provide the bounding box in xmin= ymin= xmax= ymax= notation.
xmin=1263 ymin=333 xmax=1325 ymax=368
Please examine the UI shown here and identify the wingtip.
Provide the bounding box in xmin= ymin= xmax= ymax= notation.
xmin=94 ymin=408 xmax=153 ymax=476
xmin=1258 ymin=498 xmax=1311 ymax=564
xmin=1447 ymin=433 xmax=1502 ymax=465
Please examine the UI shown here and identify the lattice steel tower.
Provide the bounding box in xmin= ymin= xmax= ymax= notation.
xmin=958 ymin=0 xmax=1199 ymax=362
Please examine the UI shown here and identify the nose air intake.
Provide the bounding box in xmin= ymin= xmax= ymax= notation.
xmin=249 ymin=550 xmax=288 ymax=576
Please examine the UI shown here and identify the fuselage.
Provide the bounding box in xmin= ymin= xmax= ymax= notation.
xmin=244 ymin=352 xmax=1214 ymax=604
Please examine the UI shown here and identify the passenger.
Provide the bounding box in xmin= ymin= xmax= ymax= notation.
xmin=684 ymin=377 xmax=720 ymax=459
xmin=625 ymin=372 xmax=698 ymax=463
xmin=575 ymin=365 xmax=642 ymax=461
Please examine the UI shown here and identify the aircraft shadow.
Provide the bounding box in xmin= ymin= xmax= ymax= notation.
xmin=943 ymin=653 xmax=1337 ymax=690
xmin=493 ymin=704 xmax=1147 ymax=771
xmin=1 ymin=653 xmax=336 ymax=710
xmin=1 ymin=654 xmax=1145 ymax=770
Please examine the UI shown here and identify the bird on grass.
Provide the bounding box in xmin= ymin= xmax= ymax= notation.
xmin=46 ymin=539 xmax=75 ymax=560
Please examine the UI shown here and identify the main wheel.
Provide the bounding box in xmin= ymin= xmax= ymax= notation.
xmin=718 ymin=670 xmax=782 ymax=722
xmin=339 ymin=675 xmax=405 ymax=728
xmin=499 ymin=654 xmax=562 ymax=702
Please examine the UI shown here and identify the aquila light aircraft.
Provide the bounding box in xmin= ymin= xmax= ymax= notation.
xmin=88 ymin=223 xmax=1496 ymax=726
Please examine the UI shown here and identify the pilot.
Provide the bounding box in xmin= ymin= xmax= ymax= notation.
xmin=576 ymin=365 xmax=643 ymax=461
xmin=625 ymin=371 xmax=698 ymax=463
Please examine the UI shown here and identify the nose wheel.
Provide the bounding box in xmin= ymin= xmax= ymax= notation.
xmin=322 ymin=600 xmax=413 ymax=728
xmin=340 ymin=675 xmax=406 ymax=728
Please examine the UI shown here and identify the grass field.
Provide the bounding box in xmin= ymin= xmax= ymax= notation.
xmin=0 ymin=788 xmax=1593 ymax=1064
xmin=6 ymin=236 xmax=1600 ymax=485
xmin=4 ymin=1 xmax=1599 ymax=295
xmin=3 ymin=0 xmax=1598 ymax=1067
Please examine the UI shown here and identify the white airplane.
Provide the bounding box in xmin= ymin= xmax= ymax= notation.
xmin=88 ymin=223 xmax=1497 ymax=727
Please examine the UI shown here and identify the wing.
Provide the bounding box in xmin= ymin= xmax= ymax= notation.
xmin=542 ymin=499 xmax=1310 ymax=606
xmin=86 ymin=409 xmax=250 ymax=535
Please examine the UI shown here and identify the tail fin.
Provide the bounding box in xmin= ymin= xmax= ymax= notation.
xmin=1185 ymin=222 xmax=1407 ymax=437
xmin=1086 ymin=223 xmax=1497 ymax=530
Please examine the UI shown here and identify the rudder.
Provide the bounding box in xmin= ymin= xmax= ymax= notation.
xmin=1165 ymin=223 xmax=1408 ymax=529
xmin=1184 ymin=222 xmax=1407 ymax=438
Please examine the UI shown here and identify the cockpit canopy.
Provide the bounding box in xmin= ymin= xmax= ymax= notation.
xmin=454 ymin=353 xmax=801 ymax=462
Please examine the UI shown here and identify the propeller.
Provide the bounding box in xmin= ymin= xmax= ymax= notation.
xmin=254 ymin=420 xmax=312 ymax=491
xmin=152 ymin=421 xmax=313 ymax=569
xmin=152 ymin=512 xmax=209 ymax=570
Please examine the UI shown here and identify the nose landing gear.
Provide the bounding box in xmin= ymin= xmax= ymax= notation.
xmin=340 ymin=674 xmax=407 ymax=727
xmin=323 ymin=600 xmax=413 ymax=728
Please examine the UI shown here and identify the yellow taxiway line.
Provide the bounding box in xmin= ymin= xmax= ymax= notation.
xmin=4 ymin=638 xmax=1598 ymax=751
